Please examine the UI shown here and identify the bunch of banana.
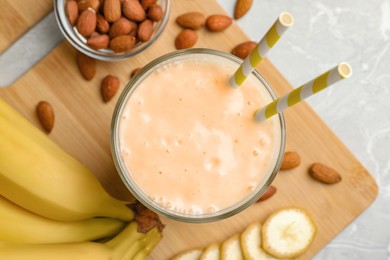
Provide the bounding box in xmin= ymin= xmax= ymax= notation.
xmin=0 ymin=97 xmax=164 ymax=259
xmin=0 ymin=222 xmax=162 ymax=260
xmin=0 ymin=98 xmax=133 ymax=222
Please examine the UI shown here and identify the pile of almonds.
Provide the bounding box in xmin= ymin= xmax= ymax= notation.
xmin=174 ymin=12 xmax=232 ymax=50
xmin=65 ymin=0 xmax=163 ymax=53
xmin=172 ymin=4 xmax=257 ymax=56
xmin=173 ymin=0 xmax=255 ymax=50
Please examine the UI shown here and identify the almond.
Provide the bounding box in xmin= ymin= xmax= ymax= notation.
xmin=130 ymin=20 xmax=139 ymax=35
xmin=123 ymin=0 xmax=146 ymax=22
xmin=78 ymin=0 xmax=100 ymax=12
xmin=137 ymin=19 xmax=153 ymax=42
xmin=104 ymin=0 xmax=121 ymax=22
xmin=176 ymin=12 xmax=206 ymax=30
xmin=174 ymin=29 xmax=197 ymax=50
xmin=206 ymin=14 xmax=232 ymax=32
xmin=109 ymin=17 xmax=136 ymax=38
xmin=101 ymin=75 xmax=120 ymax=102
xmin=231 ymin=41 xmax=257 ymax=59
xmin=36 ymin=101 xmax=55 ymax=133
xmin=141 ymin=0 xmax=156 ymax=10
xmin=257 ymin=185 xmax=277 ymax=202
xmin=148 ymin=4 xmax=162 ymax=22
xmin=77 ymin=8 xmax=97 ymax=36
xmin=87 ymin=33 xmax=109 ymax=49
xmin=234 ymin=0 xmax=253 ymax=19
xmin=76 ymin=51 xmax=96 ymax=80
xmin=309 ymin=163 xmax=342 ymax=184
xmin=109 ymin=35 xmax=136 ymax=52
xmin=96 ymin=13 xmax=110 ymax=33
xmin=130 ymin=67 xmax=142 ymax=78
xmin=65 ymin=0 xmax=78 ymax=26
xmin=280 ymin=151 xmax=301 ymax=170
xmin=89 ymin=31 xmax=100 ymax=39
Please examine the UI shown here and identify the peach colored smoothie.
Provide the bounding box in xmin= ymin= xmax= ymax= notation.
xmin=115 ymin=50 xmax=283 ymax=219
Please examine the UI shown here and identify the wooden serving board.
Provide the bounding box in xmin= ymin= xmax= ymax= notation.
xmin=0 ymin=0 xmax=53 ymax=53
xmin=0 ymin=0 xmax=378 ymax=259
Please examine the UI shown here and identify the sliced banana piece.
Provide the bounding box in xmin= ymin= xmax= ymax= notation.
xmin=171 ymin=248 xmax=203 ymax=260
xmin=262 ymin=207 xmax=317 ymax=259
xmin=220 ymin=233 xmax=244 ymax=260
xmin=200 ymin=243 xmax=219 ymax=260
xmin=241 ymin=221 xmax=279 ymax=260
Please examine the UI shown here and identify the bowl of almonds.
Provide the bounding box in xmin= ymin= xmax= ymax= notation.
xmin=54 ymin=0 xmax=171 ymax=61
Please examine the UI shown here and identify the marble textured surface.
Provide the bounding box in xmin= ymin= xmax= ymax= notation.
xmin=215 ymin=0 xmax=390 ymax=259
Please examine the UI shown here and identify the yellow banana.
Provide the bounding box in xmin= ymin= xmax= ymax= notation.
xmin=0 ymin=242 xmax=112 ymax=260
xmin=106 ymin=222 xmax=162 ymax=259
xmin=132 ymin=229 xmax=163 ymax=260
xmin=0 ymin=221 xmax=163 ymax=260
xmin=0 ymin=195 xmax=125 ymax=244
xmin=0 ymin=98 xmax=134 ymax=221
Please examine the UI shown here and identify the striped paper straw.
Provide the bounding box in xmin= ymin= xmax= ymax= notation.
xmin=230 ymin=12 xmax=294 ymax=88
xmin=254 ymin=62 xmax=353 ymax=121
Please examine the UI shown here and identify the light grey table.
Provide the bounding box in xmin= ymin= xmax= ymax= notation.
xmin=0 ymin=0 xmax=388 ymax=259
xmin=216 ymin=0 xmax=390 ymax=259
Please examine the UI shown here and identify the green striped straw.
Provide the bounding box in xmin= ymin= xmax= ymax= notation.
xmin=255 ymin=62 xmax=353 ymax=121
xmin=230 ymin=12 xmax=294 ymax=88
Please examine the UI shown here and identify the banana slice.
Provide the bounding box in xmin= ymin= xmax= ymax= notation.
xmin=200 ymin=243 xmax=219 ymax=260
xmin=241 ymin=221 xmax=279 ymax=260
xmin=171 ymin=248 xmax=203 ymax=260
xmin=262 ymin=207 xmax=317 ymax=259
xmin=220 ymin=233 xmax=244 ymax=260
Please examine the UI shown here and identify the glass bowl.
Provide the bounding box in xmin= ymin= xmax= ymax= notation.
xmin=54 ymin=0 xmax=171 ymax=61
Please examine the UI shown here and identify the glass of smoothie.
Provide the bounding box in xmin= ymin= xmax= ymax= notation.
xmin=111 ymin=49 xmax=286 ymax=223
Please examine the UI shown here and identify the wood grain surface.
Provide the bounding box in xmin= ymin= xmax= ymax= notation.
xmin=0 ymin=0 xmax=378 ymax=259
xmin=0 ymin=0 xmax=53 ymax=53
